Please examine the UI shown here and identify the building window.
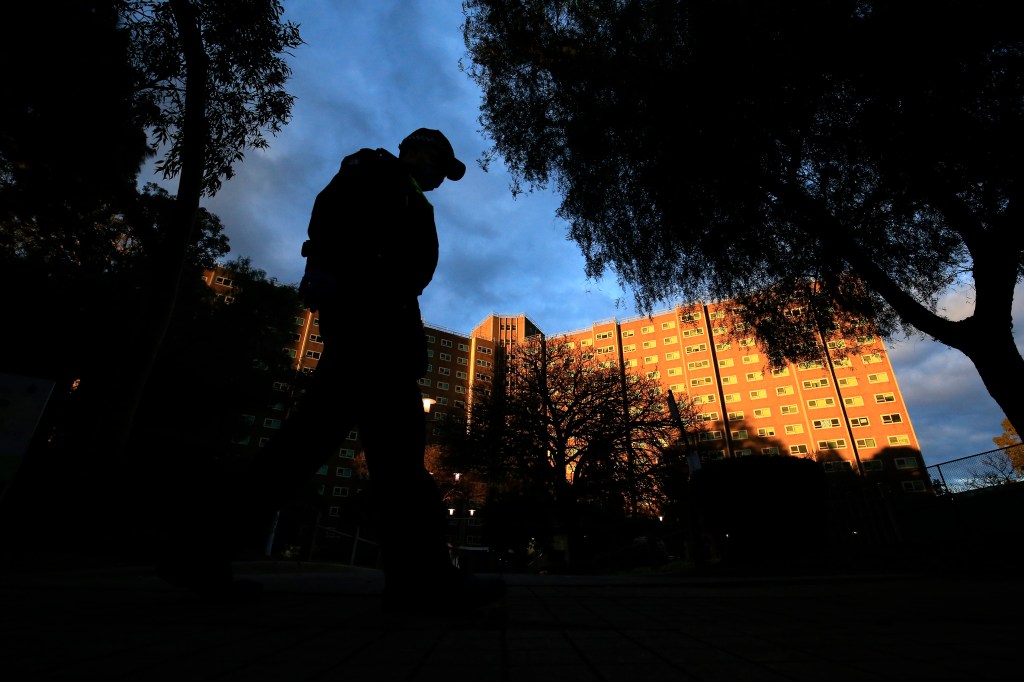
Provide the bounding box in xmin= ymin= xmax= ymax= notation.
xmin=749 ymin=389 xmax=767 ymax=400
xmin=790 ymin=444 xmax=809 ymax=455
xmin=874 ymin=392 xmax=896 ymax=404
xmin=867 ymin=373 xmax=889 ymax=384
xmin=329 ymin=506 xmax=340 ymax=517
xmin=263 ymin=418 xmax=282 ymax=429
xmin=741 ymin=353 xmax=759 ymax=364
xmin=771 ymin=367 xmax=790 ymax=377
xmin=721 ymin=375 xmax=737 ymax=385
xmin=902 ymin=480 xmax=926 ymax=492
xmin=802 ymin=378 xmax=829 ymax=389
xmin=214 ymin=276 xmax=234 ymax=287
xmin=823 ymin=461 xmax=853 ymax=472
xmin=641 ymin=325 xmax=654 ymax=334
xmin=437 ymin=382 xmax=449 ymax=390
xmin=731 ymin=429 xmax=749 ymax=439
xmin=757 ymin=427 xmax=776 ymax=437
xmin=305 ymin=350 xmax=321 ymax=360
xmin=332 ymin=486 xmax=349 ymax=497
xmin=438 ymin=367 xmax=451 ymax=376
xmin=850 ymin=417 xmax=870 ymax=427
xmin=418 ymin=378 xmax=432 ymax=387
xmin=623 ymin=344 xmax=637 ymax=353
xmin=642 ymin=340 xmax=657 ymax=349
xmin=817 ymin=438 xmax=848 ymax=450
xmin=644 ymin=355 xmax=658 ymax=364
xmin=441 ymin=338 xmax=453 ymax=347
xmin=457 ymin=357 xmax=468 ymax=365
xmin=776 ymin=385 xmax=794 ymax=396
xmin=661 ymin=321 xmax=676 ymax=330
xmin=284 ymin=348 xmax=297 ymax=358
xmin=456 ymin=371 xmax=468 ymax=379
xmin=339 ymin=448 xmax=356 ymax=458
xmin=844 ymin=396 xmax=864 ymax=407
xmin=761 ymin=446 xmax=780 ymax=455
xmin=458 ymin=343 xmax=469 ymax=351
xmin=734 ymin=448 xmax=753 ymax=456
xmin=688 ymin=359 xmax=710 ymax=369
xmin=813 ymin=418 xmax=842 ymax=429
xmin=807 ymin=397 xmax=836 ymax=409
xmin=622 ymin=329 xmax=635 ymax=338
xmin=712 ymin=326 xmax=728 ymax=336
xmin=894 ymin=455 xmax=918 ymax=469
xmin=727 ymin=410 xmax=744 ymax=421
xmin=699 ymin=430 xmax=723 ymax=441
xmin=723 ymin=393 xmax=740 ymax=403
xmin=690 ymin=376 xmax=714 ymax=387
xmin=753 ymin=408 xmax=771 ymax=418
xmin=646 ymin=371 xmax=660 ymax=379
xmin=856 ymin=438 xmax=878 ymax=449
xmin=718 ymin=358 xmax=734 ymax=368
xmin=664 ymin=351 xmax=680 ymax=360
xmin=881 ymin=413 xmax=903 ymax=424
xmin=439 ymin=352 xmax=452 ymax=361
xmin=455 ymin=385 xmax=466 ymax=394
xmin=838 ymin=377 xmax=858 ymax=387
xmin=715 ymin=342 xmax=731 ymax=351
xmin=336 ymin=467 xmax=352 ymax=477
xmin=685 ymin=343 xmax=708 ymax=354
xmin=745 ymin=371 xmax=764 ymax=382
xmin=785 ymin=424 xmax=803 ymax=434
xmin=888 ymin=435 xmax=912 ymax=446
xmin=426 ymin=335 xmax=435 ymax=343
xmin=667 ymin=367 xmax=682 ymax=376
xmin=861 ymin=353 xmax=883 ymax=365
xmin=781 ymin=404 xmax=799 ymax=415
xmin=797 ymin=360 xmax=824 ymax=370
xmin=665 ymin=335 xmax=682 ymax=344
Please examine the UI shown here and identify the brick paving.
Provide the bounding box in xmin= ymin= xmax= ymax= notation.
xmin=0 ymin=560 xmax=1017 ymax=681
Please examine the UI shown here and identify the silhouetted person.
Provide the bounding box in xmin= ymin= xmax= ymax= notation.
xmin=159 ymin=129 xmax=505 ymax=613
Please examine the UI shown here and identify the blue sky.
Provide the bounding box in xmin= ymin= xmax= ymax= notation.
xmin=141 ymin=1 xmax=1020 ymax=467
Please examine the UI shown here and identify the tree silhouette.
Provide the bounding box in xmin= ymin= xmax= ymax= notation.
xmin=461 ymin=0 xmax=1024 ymax=434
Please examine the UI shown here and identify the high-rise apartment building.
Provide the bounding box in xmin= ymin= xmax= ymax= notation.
xmin=205 ymin=267 xmax=928 ymax=552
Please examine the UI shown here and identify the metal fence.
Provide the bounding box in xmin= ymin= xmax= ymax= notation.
xmin=926 ymin=445 xmax=1024 ymax=495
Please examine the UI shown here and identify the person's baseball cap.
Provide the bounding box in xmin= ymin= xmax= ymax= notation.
xmin=400 ymin=128 xmax=466 ymax=181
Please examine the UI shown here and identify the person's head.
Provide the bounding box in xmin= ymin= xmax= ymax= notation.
xmin=398 ymin=128 xmax=466 ymax=191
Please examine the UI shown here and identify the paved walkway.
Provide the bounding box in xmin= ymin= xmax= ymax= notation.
xmin=0 ymin=560 xmax=1017 ymax=681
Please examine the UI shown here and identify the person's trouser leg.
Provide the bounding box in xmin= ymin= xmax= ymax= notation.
xmin=356 ymin=379 xmax=451 ymax=585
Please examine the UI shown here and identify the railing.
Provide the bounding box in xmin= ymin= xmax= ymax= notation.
xmin=926 ymin=445 xmax=1024 ymax=495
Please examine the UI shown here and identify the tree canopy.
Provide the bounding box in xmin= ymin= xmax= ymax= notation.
xmin=461 ymin=0 xmax=1024 ymax=434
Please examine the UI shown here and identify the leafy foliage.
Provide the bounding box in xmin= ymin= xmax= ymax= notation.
xmin=993 ymin=418 xmax=1024 ymax=473
xmin=462 ymin=0 xmax=1024 ymax=433
xmin=122 ymin=0 xmax=303 ymax=196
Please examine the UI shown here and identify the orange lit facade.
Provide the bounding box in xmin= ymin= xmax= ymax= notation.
xmin=554 ymin=303 xmax=927 ymax=492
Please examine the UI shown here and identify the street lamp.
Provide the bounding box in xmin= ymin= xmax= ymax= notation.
xmin=422 ymin=397 xmax=436 ymax=413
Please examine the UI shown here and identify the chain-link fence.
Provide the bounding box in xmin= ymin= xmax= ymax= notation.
xmin=926 ymin=445 xmax=1024 ymax=495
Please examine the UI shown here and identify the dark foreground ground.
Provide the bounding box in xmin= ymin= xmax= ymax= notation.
xmin=0 ymin=556 xmax=1017 ymax=682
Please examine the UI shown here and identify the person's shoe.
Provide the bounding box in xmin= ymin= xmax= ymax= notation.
xmin=382 ymin=568 xmax=506 ymax=616
xmin=157 ymin=560 xmax=264 ymax=604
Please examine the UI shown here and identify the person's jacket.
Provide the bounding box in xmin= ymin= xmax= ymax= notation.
xmin=300 ymin=148 xmax=438 ymax=375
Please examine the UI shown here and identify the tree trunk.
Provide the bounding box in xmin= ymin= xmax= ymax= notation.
xmin=958 ymin=330 xmax=1024 ymax=441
